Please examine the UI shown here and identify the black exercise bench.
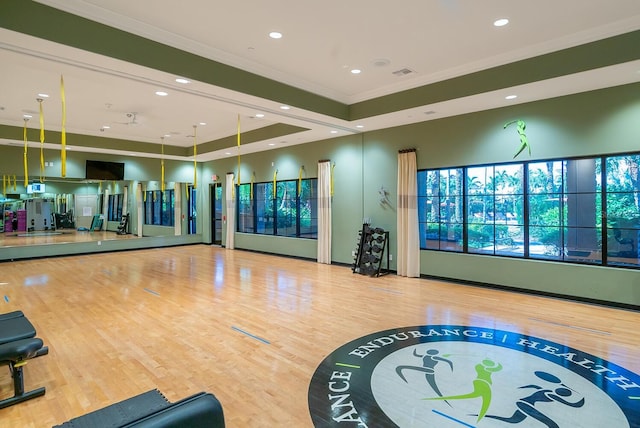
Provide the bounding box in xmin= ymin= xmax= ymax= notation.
xmin=54 ymin=389 xmax=226 ymax=427
xmin=0 ymin=310 xmax=49 ymax=409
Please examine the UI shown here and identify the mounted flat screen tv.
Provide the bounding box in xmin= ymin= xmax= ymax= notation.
xmin=85 ymin=160 xmax=125 ymax=181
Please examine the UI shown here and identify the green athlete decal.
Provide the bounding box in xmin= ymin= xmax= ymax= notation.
xmin=504 ymin=119 xmax=531 ymax=158
xmin=424 ymin=358 xmax=503 ymax=422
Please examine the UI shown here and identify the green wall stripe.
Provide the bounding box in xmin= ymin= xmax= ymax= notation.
xmin=0 ymin=124 xmax=189 ymax=157
xmin=350 ymin=30 xmax=640 ymax=119
xmin=197 ymin=123 xmax=309 ymax=153
xmin=0 ymin=122 xmax=308 ymax=158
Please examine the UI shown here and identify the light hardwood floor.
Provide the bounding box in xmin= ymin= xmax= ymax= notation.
xmin=0 ymin=245 xmax=638 ymax=427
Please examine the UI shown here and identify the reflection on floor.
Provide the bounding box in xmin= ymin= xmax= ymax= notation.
xmin=0 ymin=229 xmax=139 ymax=248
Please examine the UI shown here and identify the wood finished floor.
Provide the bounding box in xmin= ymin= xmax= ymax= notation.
xmin=0 ymin=245 xmax=638 ymax=427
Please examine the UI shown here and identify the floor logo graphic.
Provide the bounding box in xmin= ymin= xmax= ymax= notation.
xmin=308 ymin=325 xmax=640 ymax=427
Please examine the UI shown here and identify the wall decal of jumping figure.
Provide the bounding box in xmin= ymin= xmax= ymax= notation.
xmin=504 ymin=119 xmax=531 ymax=159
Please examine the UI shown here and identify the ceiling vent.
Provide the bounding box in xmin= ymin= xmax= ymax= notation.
xmin=392 ymin=67 xmax=415 ymax=77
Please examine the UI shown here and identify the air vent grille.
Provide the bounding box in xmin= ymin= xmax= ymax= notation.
xmin=392 ymin=68 xmax=415 ymax=76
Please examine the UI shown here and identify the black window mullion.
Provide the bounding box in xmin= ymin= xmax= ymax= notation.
xmin=523 ymin=162 xmax=530 ymax=258
xmin=601 ymin=156 xmax=608 ymax=265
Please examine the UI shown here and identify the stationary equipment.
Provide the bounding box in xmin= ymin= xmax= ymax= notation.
xmin=117 ymin=213 xmax=130 ymax=235
xmin=25 ymin=197 xmax=55 ymax=232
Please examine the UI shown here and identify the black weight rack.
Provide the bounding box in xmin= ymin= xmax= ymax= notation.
xmin=352 ymin=223 xmax=390 ymax=277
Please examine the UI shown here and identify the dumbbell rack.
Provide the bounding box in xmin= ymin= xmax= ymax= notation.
xmin=352 ymin=224 xmax=390 ymax=277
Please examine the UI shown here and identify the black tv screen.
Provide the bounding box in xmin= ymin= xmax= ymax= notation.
xmin=85 ymin=160 xmax=125 ymax=180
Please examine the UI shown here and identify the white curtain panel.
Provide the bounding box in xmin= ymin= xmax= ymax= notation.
xmin=122 ymin=186 xmax=128 ymax=216
xmin=397 ymin=150 xmax=420 ymax=277
xmin=136 ymin=183 xmax=143 ymax=237
xmin=225 ymin=173 xmax=236 ymax=250
xmin=317 ymin=160 xmax=332 ymax=264
xmin=174 ymin=182 xmax=181 ymax=236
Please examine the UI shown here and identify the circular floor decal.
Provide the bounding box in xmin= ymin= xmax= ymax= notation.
xmin=308 ymin=325 xmax=640 ymax=427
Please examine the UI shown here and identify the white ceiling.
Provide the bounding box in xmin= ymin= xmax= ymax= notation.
xmin=1 ymin=0 xmax=640 ymax=161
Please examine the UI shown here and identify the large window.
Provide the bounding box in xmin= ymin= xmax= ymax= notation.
xmin=107 ymin=194 xmax=123 ymax=221
xmin=528 ymin=160 xmax=602 ymax=263
xmin=419 ymin=153 xmax=640 ymax=268
xmin=237 ymin=183 xmax=254 ymax=233
xmin=467 ymin=164 xmax=524 ymax=256
xmin=143 ymin=190 xmax=175 ymax=226
xmin=237 ymin=178 xmax=317 ymax=239
xmin=605 ymin=154 xmax=640 ymax=267
xmin=418 ymin=168 xmax=463 ymax=251
xmin=299 ymin=178 xmax=317 ymax=239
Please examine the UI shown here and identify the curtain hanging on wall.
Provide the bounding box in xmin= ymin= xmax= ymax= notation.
xmin=136 ymin=183 xmax=144 ymax=238
xmin=174 ymin=182 xmax=181 ymax=236
xmin=225 ymin=172 xmax=236 ymax=250
xmin=397 ymin=149 xmax=420 ymax=277
xmin=317 ymin=160 xmax=332 ymax=264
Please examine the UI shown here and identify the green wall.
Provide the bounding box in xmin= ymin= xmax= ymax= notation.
xmin=208 ymin=82 xmax=640 ymax=307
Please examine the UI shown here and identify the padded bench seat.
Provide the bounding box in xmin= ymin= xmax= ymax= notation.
xmin=0 ymin=311 xmax=49 ymax=409
xmin=0 ymin=311 xmax=37 ymax=344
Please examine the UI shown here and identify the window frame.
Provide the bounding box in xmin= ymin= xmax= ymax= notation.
xmin=236 ymin=178 xmax=318 ymax=239
xmin=418 ymin=152 xmax=640 ymax=269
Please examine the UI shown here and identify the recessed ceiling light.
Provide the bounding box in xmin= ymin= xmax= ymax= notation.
xmin=164 ymin=134 xmax=171 ymax=137
xmin=280 ymin=105 xmax=290 ymax=110
xmin=102 ymin=125 xmax=111 ymax=129
xmin=268 ymin=143 xmax=276 ymax=146
xmin=23 ymin=114 xmax=32 ymax=118
xmin=372 ymin=58 xmax=390 ymax=67
xmin=37 ymin=93 xmax=49 ymax=98
xmin=351 ymin=69 xmax=362 ymax=74
xmin=225 ymin=152 xmax=232 ymax=155
xmin=155 ymin=91 xmax=168 ymax=96
xmin=494 ymin=18 xmax=509 ymax=27
xmin=330 ymin=130 xmax=338 ymax=134
xmin=255 ymin=113 xmax=265 ymax=118
xmin=505 ymin=95 xmax=518 ymax=100
xmin=175 ymin=78 xmax=190 ymax=84
xmin=269 ymin=31 xmax=282 ymax=39
xmin=356 ymin=125 xmax=364 ymax=129
xmin=199 ymin=122 xmax=207 ymax=126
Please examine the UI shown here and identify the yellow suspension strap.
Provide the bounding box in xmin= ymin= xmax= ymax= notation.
xmin=23 ymin=118 xmax=29 ymax=187
xmin=2 ymin=174 xmax=6 ymax=196
xmin=250 ymin=172 xmax=255 ymax=200
xmin=60 ymin=75 xmax=67 ymax=177
xmin=298 ymin=165 xmax=305 ymax=194
xmin=192 ymin=125 xmax=197 ymax=190
xmin=13 ymin=175 xmax=17 ymax=191
xmin=38 ymin=98 xmax=45 ymax=183
xmin=237 ymin=114 xmax=241 ymax=187
xmin=160 ymin=136 xmax=165 ymax=192
xmin=330 ymin=163 xmax=336 ymax=197
xmin=272 ymin=169 xmax=278 ymax=198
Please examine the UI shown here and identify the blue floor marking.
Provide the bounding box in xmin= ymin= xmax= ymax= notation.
xmin=3 ymin=295 xmax=8 ymax=303
xmin=231 ymin=326 xmax=270 ymax=345
xmin=144 ymin=288 xmax=160 ymax=296
xmin=432 ymin=409 xmax=476 ymax=428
